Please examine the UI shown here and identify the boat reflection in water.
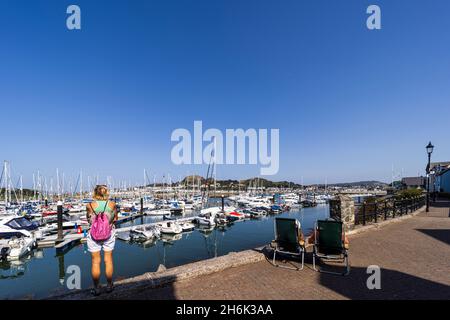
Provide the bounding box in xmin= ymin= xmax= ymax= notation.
xmin=0 ymin=205 xmax=329 ymax=299
xmin=160 ymin=233 xmax=182 ymax=245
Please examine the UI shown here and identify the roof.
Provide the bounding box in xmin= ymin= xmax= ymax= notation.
xmin=430 ymin=161 xmax=450 ymax=172
xmin=437 ymin=168 xmax=450 ymax=177
xmin=401 ymin=177 xmax=426 ymax=186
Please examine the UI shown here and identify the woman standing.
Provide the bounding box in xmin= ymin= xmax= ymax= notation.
xmin=86 ymin=185 xmax=118 ymax=296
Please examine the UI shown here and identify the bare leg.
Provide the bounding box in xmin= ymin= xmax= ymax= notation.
xmin=91 ymin=251 xmax=101 ymax=288
xmin=104 ymin=250 xmax=114 ymax=285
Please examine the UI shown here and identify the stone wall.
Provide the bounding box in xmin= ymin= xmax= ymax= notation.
xmin=329 ymin=194 xmax=355 ymax=231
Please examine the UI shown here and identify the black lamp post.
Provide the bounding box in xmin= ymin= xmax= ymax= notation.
xmin=426 ymin=141 xmax=434 ymax=212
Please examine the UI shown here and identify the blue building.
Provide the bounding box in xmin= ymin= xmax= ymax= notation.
xmin=436 ymin=169 xmax=450 ymax=193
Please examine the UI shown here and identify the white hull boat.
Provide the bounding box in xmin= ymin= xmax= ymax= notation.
xmin=196 ymin=214 xmax=216 ymax=226
xmin=7 ymin=237 xmax=35 ymax=260
xmin=159 ymin=221 xmax=183 ymax=234
xmin=146 ymin=209 xmax=171 ymax=216
xmin=178 ymin=221 xmax=195 ymax=232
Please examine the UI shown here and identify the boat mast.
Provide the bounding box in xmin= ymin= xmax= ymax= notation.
xmin=3 ymin=161 xmax=8 ymax=206
xmin=56 ymin=168 xmax=60 ymax=199
xmin=33 ymin=173 xmax=36 ymax=201
xmin=20 ymin=175 xmax=23 ymax=203
xmin=80 ymin=169 xmax=83 ymax=200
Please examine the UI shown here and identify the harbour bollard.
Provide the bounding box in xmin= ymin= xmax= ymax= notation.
xmin=221 ymin=195 xmax=225 ymax=211
xmin=140 ymin=197 xmax=144 ymax=214
xmin=57 ymin=201 xmax=63 ymax=242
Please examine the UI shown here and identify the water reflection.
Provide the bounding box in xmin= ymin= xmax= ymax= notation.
xmin=0 ymin=205 xmax=329 ymax=299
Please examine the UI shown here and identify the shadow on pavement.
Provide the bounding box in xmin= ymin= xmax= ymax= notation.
xmin=416 ymin=229 xmax=450 ymax=246
xmin=318 ymin=266 xmax=450 ymax=300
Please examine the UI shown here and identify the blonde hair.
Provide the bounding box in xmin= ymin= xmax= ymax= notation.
xmin=93 ymin=185 xmax=109 ymax=201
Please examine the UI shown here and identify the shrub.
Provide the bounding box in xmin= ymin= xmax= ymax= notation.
xmin=395 ymin=188 xmax=424 ymax=199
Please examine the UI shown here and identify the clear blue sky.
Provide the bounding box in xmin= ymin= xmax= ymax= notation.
xmin=1 ymin=0 xmax=449 ymax=187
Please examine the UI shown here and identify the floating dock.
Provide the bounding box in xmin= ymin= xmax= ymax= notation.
xmin=36 ymin=215 xmax=199 ymax=248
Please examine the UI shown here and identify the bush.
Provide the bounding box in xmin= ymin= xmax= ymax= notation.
xmin=395 ymin=188 xmax=424 ymax=199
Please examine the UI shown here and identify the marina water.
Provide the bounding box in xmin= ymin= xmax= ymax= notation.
xmin=0 ymin=205 xmax=329 ymax=299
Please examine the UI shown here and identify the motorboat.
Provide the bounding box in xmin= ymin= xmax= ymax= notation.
xmin=146 ymin=209 xmax=171 ymax=216
xmin=246 ymin=207 xmax=268 ymax=218
xmin=270 ymin=205 xmax=283 ymax=214
xmin=6 ymin=237 xmax=35 ymax=260
xmin=130 ymin=225 xmax=161 ymax=241
xmin=200 ymin=207 xmax=222 ymax=216
xmin=178 ymin=221 xmax=195 ymax=232
xmin=159 ymin=221 xmax=183 ymax=234
xmin=169 ymin=200 xmax=185 ymax=215
xmin=37 ymin=220 xmax=88 ymax=237
xmin=225 ymin=211 xmax=246 ymax=222
xmin=0 ymin=216 xmax=42 ymax=239
xmin=196 ymin=214 xmax=216 ymax=227
xmin=214 ymin=215 xmax=229 ymax=226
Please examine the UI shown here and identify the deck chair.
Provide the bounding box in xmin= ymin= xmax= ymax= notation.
xmin=312 ymin=219 xmax=350 ymax=276
xmin=270 ymin=217 xmax=305 ymax=270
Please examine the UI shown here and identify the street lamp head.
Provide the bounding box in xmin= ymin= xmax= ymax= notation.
xmin=426 ymin=141 xmax=434 ymax=155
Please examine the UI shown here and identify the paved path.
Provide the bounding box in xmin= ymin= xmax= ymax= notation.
xmin=59 ymin=201 xmax=450 ymax=300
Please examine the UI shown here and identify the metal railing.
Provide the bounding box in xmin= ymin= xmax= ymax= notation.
xmin=354 ymin=196 xmax=426 ymax=226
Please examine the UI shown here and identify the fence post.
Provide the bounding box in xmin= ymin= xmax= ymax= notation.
xmin=374 ymin=202 xmax=378 ymax=223
xmin=393 ymin=200 xmax=396 ymax=218
xmin=362 ymin=203 xmax=366 ymax=226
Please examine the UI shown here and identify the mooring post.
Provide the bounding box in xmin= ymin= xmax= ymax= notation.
xmin=221 ymin=195 xmax=225 ymax=212
xmin=140 ymin=197 xmax=144 ymax=214
xmin=57 ymin=200 xmax=63 ymax=242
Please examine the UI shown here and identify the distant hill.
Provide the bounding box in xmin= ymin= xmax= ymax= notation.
xmin=177 ymin=177 xmax=387 ymax=189
xmin=181 ymin=176 xmax=301 ymax=188
xmin=0 ymin=188 xmax=35 ymax=198
xmin=324 ymin=181 xmax=388 ymax=188
xmin=181 ymin=175 xmax=205 ymax=185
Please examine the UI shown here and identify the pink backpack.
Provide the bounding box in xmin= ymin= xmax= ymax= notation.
xmin=90 ymin=201 xmax=112 ymax=241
